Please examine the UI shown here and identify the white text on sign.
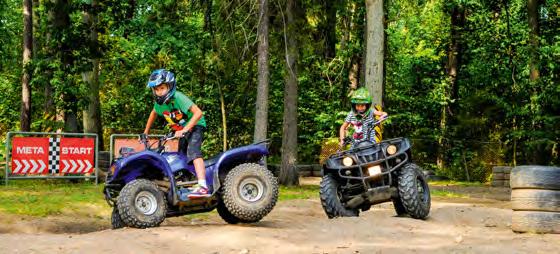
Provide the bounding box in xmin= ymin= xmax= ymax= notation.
xmin=16 ymin=147 xmax=45 ymax=154
xmin=62 ymin=147 xmax=93 ymax=155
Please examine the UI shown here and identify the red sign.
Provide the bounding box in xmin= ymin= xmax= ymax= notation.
xmin=11 ymin=137 xmax=49 ymax=175
xmin=60 ymin=137 xmax=95 ymax=174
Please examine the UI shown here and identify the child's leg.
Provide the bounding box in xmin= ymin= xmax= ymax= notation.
xmin=192 ymin=158 xmax=205 ymax=182
xmin=187 ymin=126 xmax=206 ymax=185
xmin=186 ymin=126 xmax=210 ymax=198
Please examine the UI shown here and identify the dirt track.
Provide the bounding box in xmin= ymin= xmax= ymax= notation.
xmin=1 ymin=182 xmax=559 ymax=253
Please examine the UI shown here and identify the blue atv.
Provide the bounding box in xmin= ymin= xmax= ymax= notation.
xmin=103 ymin=133 xmax=279 ymax=229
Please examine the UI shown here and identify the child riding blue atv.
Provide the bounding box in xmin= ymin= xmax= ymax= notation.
xmin=103 ymin=69 xmax=279 ymax=228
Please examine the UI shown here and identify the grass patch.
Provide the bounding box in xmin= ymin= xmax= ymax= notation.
xmin=0 ymin=180 xmax=323 ymax=217
xmin=0 ymin=180 xmax=106 ymax=217
xmin=430 ymin=189 xmax=468 ymax=198
xmin=429 ymin=180 xmax=486 ymax=187
xmin=279 ymin=184 xmax=319 ymax=201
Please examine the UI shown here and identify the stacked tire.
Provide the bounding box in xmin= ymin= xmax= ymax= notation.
xmin=491 ymin=166 xmax=511 ymax=187
xmin=510 ymin=165 xmax=560 ymax=234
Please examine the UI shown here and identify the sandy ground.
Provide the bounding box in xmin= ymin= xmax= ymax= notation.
xmin=1 ymin=179 xmax=558 ymax=254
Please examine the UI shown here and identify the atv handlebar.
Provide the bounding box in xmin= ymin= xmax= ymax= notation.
xmin=139 ymin=131 xmax=191 ymax=153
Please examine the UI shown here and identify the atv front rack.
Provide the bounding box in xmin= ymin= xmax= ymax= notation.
xmin=324 ymin=138 xmax=411 ymax=188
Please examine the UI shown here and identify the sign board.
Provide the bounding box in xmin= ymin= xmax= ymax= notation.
xmin=59 ymin=137 xmax=95 ymax=174
xmin=5 ymin=132 xmax=99 ymax=185
xmin=10 ymin=137 xmax=49 ymax=175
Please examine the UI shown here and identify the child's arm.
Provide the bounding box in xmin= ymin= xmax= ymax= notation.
xmin=143 ymin=109 xmax=158 ymax=135
xmin=175 ymin=105 xmax=203 ymax=137
xmin=339 ymin=122 xmax=350 ymax=146
xmin=373 ymin=109 xmax=388 ymax=117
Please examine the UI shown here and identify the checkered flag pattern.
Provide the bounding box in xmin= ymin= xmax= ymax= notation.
xmin=49 ymin=137 xmax=61 ymax=174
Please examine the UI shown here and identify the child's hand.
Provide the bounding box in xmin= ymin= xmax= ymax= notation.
xmin=139 ymin=133 xmax=148 ymax=143
xmin=174 ymin=130 xmax=186 ymax=138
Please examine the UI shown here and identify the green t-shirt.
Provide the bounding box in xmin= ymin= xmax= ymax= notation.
xmin=153 ymin=91 xmax=207 ymax=130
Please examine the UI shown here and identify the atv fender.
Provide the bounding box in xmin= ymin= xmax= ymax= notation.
xmin=112 ymin=151 xmax=178 ymax=204
xmin=213 ymin=143 xmax=269 ymax=191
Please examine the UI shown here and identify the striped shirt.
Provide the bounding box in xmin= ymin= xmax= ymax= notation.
xmin=345 ymin=110 xmax=377 ymax=143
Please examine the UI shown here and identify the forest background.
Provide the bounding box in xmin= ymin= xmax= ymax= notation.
xmin=0 ymin=0 xmax=558 ymax=184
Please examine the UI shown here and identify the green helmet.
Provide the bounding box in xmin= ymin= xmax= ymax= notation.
xmin=351 ymin=87 xmax=372 ymax=104
xmin=350 ymin=87 xmax=372 ymax=117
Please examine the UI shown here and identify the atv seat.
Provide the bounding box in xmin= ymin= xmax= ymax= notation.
xmin=204 ymin=153 xmax=223 ymax=167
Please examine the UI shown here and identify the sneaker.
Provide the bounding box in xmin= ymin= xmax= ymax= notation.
xmin=187 ymin=185 xmax=210 ymax=199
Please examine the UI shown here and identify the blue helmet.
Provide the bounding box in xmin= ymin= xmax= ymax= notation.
xmin=147 ymin=69 xmax=176 ymax=105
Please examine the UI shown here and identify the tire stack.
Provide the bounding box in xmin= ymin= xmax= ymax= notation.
xmin=491 ymin=166 xmax=512 ymax=187
xmin=510 ymin=165 xmax=560 ymax=234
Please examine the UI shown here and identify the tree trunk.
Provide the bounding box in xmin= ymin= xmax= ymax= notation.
xmin=57 ymin=0 xmax=77 ymax=132
xmin=82 ymin=0 xmax=103 ymax=149
xmin=218 ymin=82 xmax=228 ymax=151
xmin=204 ymin=0 xmax=213 ymax=36
xmin=204 ymin=0 xmax=227 ymax=151
xmin=47 ymin=0 xmax=77 ymax=132
xmin=349 ymin=56 xmax=360 ymax=90
xmin=32 ymin=0 xmax=39 ymax=57
xmin=438 ymin=5 xmax=465 ymax=169
xmin=339 ymin=1 xmax=350 ymax=49
xmin=447 ymin=6 xmax=464 ymax=101
xmin=254 ymin=0 xmax=270 ymax=143
xmin=364 ymin=0 xmax=384 ymax=107
xmin=506 ymin=0 xmax=518 ymax=166
xmin=323 ymin=0 xmax=337 ymax=59
xmin=280 ymin=0 xmax=299 ymax=186
xmin=21 ymin=0 xmax=33 ymax=132
xmin=527 ymin=0 xmax=540 ymax=160
xmin=345 ymin=2 xmax=362 ymax=101
xmin=527 ymin=0 xmax=540 ymax=81
xmin=45 ymin=0 xmax=54 ymax=125
xmin=437 ymin=108 xmax=447 ymax=169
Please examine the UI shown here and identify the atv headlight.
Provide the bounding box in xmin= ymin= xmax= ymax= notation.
xmin=387 ymin=145 xmax=397 ymax=155
xmin=367 ymin=165 xmax=382 ymax=176
xmin=342 ymin=157 xmax=354 ymax=166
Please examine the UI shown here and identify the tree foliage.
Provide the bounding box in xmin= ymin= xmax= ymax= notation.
xmin=0 ymin=0 xmax=558 ymax=182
